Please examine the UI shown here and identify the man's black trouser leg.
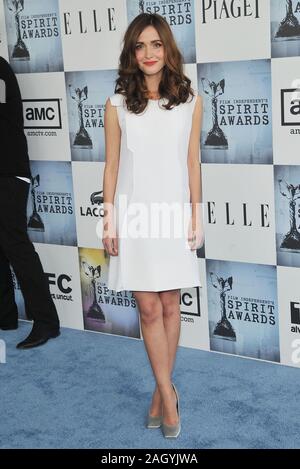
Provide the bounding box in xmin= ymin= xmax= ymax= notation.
xmin=0 ymin=177 xmax=59 ymax=328
xmin=0 ymin=244 xmax=18 ymax=325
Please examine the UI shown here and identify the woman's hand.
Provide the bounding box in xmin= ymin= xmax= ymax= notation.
xmin=187 ymin=213 xmax=204 ymax=251
xmin=102 ymin=211 xmax=118 ymax=256
xmin=102 ymin=225 xmax=118 ymax=256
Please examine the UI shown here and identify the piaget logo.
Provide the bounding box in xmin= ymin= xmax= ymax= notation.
xmin=201 ymin=0 xmax=260 ymax=23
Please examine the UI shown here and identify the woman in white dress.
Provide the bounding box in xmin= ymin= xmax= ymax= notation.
xmin=102 ymin=13 xmax=204 ymax=438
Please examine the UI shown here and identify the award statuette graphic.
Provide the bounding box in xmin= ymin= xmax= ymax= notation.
xmin=82 ymin=261 xmax=105 ymax=322
xmin=201 ymin=77 xmax=228 ymax=150
xmin=210 ymin=273 xmax=236 ymax=341
xmin=139 ymin=1 xmax=145 ymax=13
xmin=275 ymin=0 xmax=300 ymax=40
xmin=8 ymin=0 xmax=30 ymax=61
xmin=278 ymin=179 xmax=300 ymax=250
xmin=28 ymin=175 xmax=45 ymax=232
xmin=68 ymin=85 xmax=93 ymax=149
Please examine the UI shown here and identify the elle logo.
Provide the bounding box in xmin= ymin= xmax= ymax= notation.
xmin=63 ymin=8 xmax=116 ymax=35
xmin=207 ymin=202 xmax=270 ymax=227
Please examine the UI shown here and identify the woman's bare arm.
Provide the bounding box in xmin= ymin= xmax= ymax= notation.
xmin=103 ymin=97 xmax=121 ymax=204
xmin=102 ymin=97 xmax=121 ymax=255
xmin=187 ymin=94 xmax=203 ymax=227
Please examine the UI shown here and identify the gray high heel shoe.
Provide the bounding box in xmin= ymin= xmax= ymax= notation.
xmin=146 ymin=413 xmax=162 ymax=428
xmin=162 ymin=383 xmax=181 ymax=438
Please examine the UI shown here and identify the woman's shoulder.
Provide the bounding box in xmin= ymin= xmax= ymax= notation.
xmin=187 ymin=90 xmax=201 ymax=104
xmin=185 ymin=91 xmax=203 ymax=113
xmin=108 ymin=93 xmax=125 ymax=107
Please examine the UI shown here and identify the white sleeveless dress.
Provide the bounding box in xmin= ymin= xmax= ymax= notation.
xmin=106 ymin=92 xmax=202 ymax=292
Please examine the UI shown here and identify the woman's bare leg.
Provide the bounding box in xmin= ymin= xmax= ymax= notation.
xmin=150 ymin=289 xmax=181 ymax=420
xmin=161 ymin=289 xmax=181 ymax=373
xmin=133 ymin=290 xmax=179 ymax=425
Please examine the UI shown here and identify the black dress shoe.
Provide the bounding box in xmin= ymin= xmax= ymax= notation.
xmin=0 ymin=322 xmax=18 ymax=330
xmin=16 ymin=322 xmax=60 ymax=349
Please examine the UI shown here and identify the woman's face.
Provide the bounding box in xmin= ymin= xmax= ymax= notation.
xmin=135 ymin=25 xmax=165 ymax=76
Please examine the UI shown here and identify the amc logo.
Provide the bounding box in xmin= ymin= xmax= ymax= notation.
xmin=281 ymin=88 xmax=300 ymax=127
xmin=180 ymin=286 xmax=201 ymax=317
xmin=23 ymin=98 xmax=62 ymax=129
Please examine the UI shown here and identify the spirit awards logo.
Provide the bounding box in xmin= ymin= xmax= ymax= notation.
xmin=28 ymin=174 xmax=73 ymax=230
xmin=275 ymin=0 xmax=300 ymax=40
xmin=7 ymin=0 xmax=60 ymax=60
xmin=28 ymin=175 xmax=44 ymax=232
xmin=8 ymin=0 xmax=30 ymax=60
xmin=80 ymin=190 xmax=104 ymax=218
xmin=82 ymin=260 xmax=105 ymax=322
xmin=68 ymin=85 xmax=92 ymax=149
xmin=201 ymin=77 xmax=228 ymax=149
xmin=138 ymin=0 xmax=192 ymax=24
xmin=290 ymin=301 xmax=300 ymax=332
xmin=210 ymin=273 xmax=236 ymax=341
xmin=278 ymin=179 xmax=300 ymax=249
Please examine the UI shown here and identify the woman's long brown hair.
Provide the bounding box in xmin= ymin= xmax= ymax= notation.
xmin=114 ymin=13 xmax=195 ymax=114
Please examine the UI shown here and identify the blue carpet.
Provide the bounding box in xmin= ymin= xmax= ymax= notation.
xmin=0 ymin=321 xmax=300 ymax=449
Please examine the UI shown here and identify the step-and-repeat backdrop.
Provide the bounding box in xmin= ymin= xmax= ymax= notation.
xmin=1 ymin=0 xmax=300 ymax=368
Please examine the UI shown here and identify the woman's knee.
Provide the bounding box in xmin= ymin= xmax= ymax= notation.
xmin=160 ymin=291 xmax=180 ymax=319
xmin=136 ymin=296 xmax=163 ymax=324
